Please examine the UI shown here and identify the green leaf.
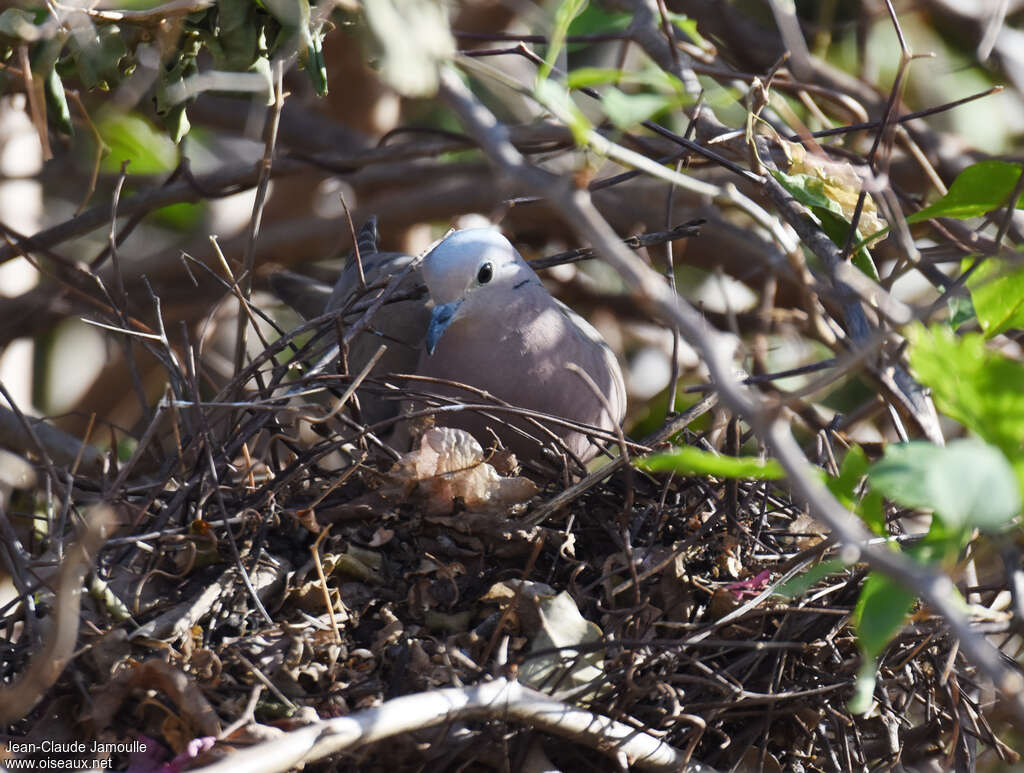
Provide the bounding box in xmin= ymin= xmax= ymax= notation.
xmin=816 ymin=208 xmax=879 ymax=281
xmin=164 ymin=103 xmax=191 ymax=144
xmin=568 ymin=65 xmax=685 ymax=93
xmin=773 ymin=559 xmax=846 ymax=598
xmin=43 ymin=66 xmax=73 ymax=136
xmin=773 ymin=167 xmax=833 ymax=210
xmin=567 ymin=66 xmax=625 ymax=89
xmin=963 ymin=256 xmax=1024 ymax=338
xmin=303 ymin=31 xmax=327 ymax=96
xmin=33 ymin=37 xmax=73 ymax=136
xmin=67 ymin=24 xmax=127 ymax=90
xmin=910 ymin=516 xmax=971 ymax=569
xmin=949 ymin=294 xmax=976 ymax=330
xmin=152 ymin=201 xmax=204 ymax=231
xmin=665 ymin=12 xmax=707 ymax=48
xmin=567 ymin=5 xmax=630 ymax=37
xmin=908 ymin=160 xmax=1023 ymax=223
xmin=215 ymin=0 xmax=261 ymax=71
xmin=826 ymin=446 xmax=886 ymax=536
xmin=534 ymin=77 xmax=592 ymax=146
xmin=96 ymin=111 xmax=179 ymax=175
xmin=853 ymin=571 xmax=915 ymax=659
xmin=868 ymin=438 xmax=1020 ymax=532
xmin=539 ymin=0 xmax=588 ymax=82
xmin=601 ymin=88 xmax=675 ymax=130
xmin=826 ymin=445 xmax=869 ymax=506
xmin=907 ymin=324 xmax=1024 ymax=492
xmin=637 ymin=446 xmax=785 ymax=480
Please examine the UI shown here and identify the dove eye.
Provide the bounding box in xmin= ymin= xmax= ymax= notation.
xmin=477 ymin=262 xmax=493 ymax=284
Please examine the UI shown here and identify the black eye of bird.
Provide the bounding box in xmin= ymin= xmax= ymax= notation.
xmin=477 ymin=262 xmax=493 ymax=284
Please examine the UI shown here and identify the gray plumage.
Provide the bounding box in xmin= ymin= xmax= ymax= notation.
xmin=270 ymin=222 xmax=626 ymax=463
xmin=415 ymin=228 xmax=626 ymax=463
xmin=269 ymin=218 xmax=427 ymax=427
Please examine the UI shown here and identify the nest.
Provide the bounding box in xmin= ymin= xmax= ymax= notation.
xmin=0 ymin=264 xmax=1014 ymax=773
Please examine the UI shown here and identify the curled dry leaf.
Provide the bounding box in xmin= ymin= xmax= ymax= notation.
xmin=782 ymin=138 xmax=888 ymax=245
xmin=390 ymin=428 xmax=539 ymax=515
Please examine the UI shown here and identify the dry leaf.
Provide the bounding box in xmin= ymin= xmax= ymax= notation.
xmin=389 ymin=428 xmax=538 ymax=515
xmin=782 ymin=138 xmax=888 ymax=245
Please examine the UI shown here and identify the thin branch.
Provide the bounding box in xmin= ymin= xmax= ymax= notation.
xmin=187 ymin=678 xmax=702 ymax=773
xmin=436 ymin=64 xmax=1024 ymax=728
xmin=0 ymin=506 xmax=113 ymax=724
xmin=234 ymin=61 xmax=284 ymax=381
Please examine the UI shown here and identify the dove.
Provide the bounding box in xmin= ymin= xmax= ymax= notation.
xmin=414 ymin=228 xmax=626 ymax=464
xmin=270 ymin=220 xmax=626 ymax=464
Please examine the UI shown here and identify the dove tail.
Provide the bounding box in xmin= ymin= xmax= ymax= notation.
xmin=350 ymin=216 xmax=380 ymax=268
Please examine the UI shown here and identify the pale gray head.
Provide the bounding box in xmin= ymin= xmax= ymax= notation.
xmin=422 ymin=229 xmax=539 ymax=354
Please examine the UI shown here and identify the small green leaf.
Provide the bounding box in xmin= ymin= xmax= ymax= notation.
xmin=214 ymin=0 xmax=261 ymax=71
xmin=910 ymin=516 xmax=971 ymax=569
xmin=963 ymin=256 xmax=1024 ymax=338
xmin=816 ymin=208 xmax=879 ymax=281
xmin=567 ymin=65 xmax=685 ymax=93
xmin=68 ymin=24 xmax=127 ymax=90
xmin=907 ymin=324 xmax=1024 ymax=492
xmin=153 ymin=200 xmax=204 ymax=231
xmin=637 ymin=446 xmax=785 ymax=480
xmin=567 ymin=66 xmax=625 ymax=89
xmin=665 ymin=12 xmax=707 ymax=48
xmin=567 ymin=5 xmax=630 ymax=38
xmin=773 ymin=167 xmax=832 ymax=210
xmin=33 ymin=36 xmax=73 ymax=136
xmin=949 ymin=294 xmax=976 ymax=330
xmin=853 ymin=571 xmax=916 ymax=659
xmin=826 ymin=446 xmax=869 ymax=504
xmin=908 ymin=160 xmax=1023 ymax=223
xmin=303 ymin=34 xmax=327 ymax=96
xmin=96 ymin=111 xmax=179 ymax=175
xmin=538 ymin=0 xmax=588 ymax=82
xmin=534 ymin=78 xmax=592 ymax=146
xmin=164 ymin=103 xmax=191 ymax=144
xmin=117 ymin=435 xmax=138 ymax=462
xmin=43 ymin=66 xmax=73 ymax=136
xmin=601 ymin=88 xmax=674 ymax=130
xmin=773 ymin=559 xmax=846 ymax=598
xmin=826 ymin=446 xmax=887 ymax=536
xmin=868 ymin=438 xmax=1020 ymax=532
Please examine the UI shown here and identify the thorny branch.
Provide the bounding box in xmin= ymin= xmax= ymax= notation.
xmin=436 ymin=64 xmax=1024 ymax=725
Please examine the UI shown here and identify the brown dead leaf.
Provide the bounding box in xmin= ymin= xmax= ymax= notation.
xmin=90 ymin=659 xmax=221 ymax=745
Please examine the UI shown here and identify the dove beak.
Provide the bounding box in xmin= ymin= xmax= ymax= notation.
xmin=426 ymin=299 xmax=463 ymax=355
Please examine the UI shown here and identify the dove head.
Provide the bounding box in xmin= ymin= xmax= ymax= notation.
xmin=423 ymin=229 xmax=538 ymax=354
